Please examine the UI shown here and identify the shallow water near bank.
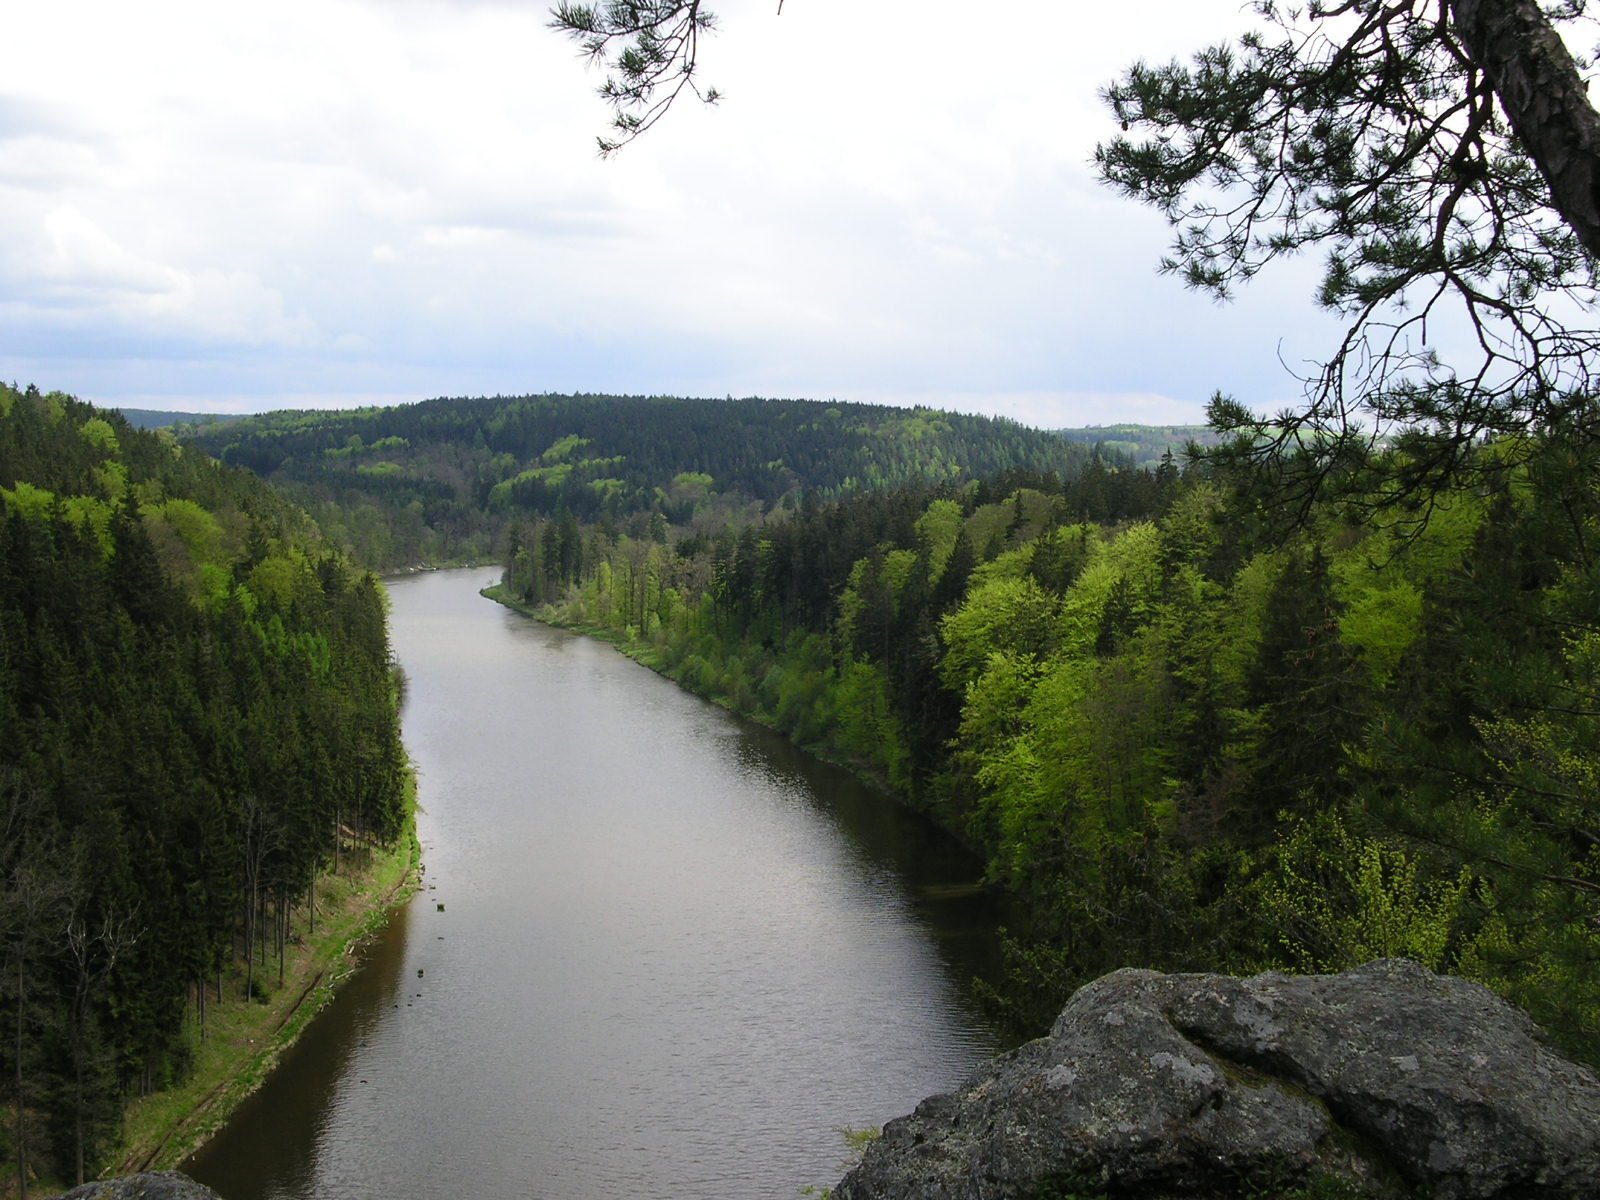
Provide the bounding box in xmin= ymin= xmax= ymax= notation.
xmin=185 ymin=569 xmax=1011 ymax=1200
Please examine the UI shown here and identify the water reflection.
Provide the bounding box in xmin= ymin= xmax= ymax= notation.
xmin=187 ymin=571 xmax=1011 ymax=1200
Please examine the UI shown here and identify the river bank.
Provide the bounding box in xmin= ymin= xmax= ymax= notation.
xmin=105 ymin=813 xmax=421 ymax=1182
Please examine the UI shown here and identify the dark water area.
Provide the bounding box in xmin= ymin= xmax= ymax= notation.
xmin=186 ymin=569 xmax=1015 ymax=1199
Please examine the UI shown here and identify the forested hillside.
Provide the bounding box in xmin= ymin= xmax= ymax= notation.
xmin=0 ymin=385 xmax=410 ymax=1190
xmin=179 ymin=394 xmax=1093 ymax=570
xmin=493 ymin=430 xmax=1600 ymax=1063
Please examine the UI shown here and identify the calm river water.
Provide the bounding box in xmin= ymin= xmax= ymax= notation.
xmin=186 ymin=568 xmax=1010 ymax=1199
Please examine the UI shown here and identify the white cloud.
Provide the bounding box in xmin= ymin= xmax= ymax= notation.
xmin=1 ymin=0 xmax=1353 ymax=426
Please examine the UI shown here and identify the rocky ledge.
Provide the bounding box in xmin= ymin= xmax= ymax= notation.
xmin=54 ymin=1172 xmax=221 ymax=1200
xmin=835 ymin=959 xmax=1600 ymax=1199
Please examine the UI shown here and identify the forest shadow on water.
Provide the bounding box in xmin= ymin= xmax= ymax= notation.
xmin=184 ymin=904 xmax=413 ymax=1200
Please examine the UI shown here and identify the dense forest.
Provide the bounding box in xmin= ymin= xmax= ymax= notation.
xmin=494 ymin=427 xmax=1600 ymax=1063
xmin=178 ymin=394 xmax=1094 ymax=571
xmin=0 ymin=385 xmax=410 ymax=1192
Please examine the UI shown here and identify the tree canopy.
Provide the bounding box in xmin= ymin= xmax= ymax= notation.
xmin=1098 ymin=0 xmax=1600 ymax=518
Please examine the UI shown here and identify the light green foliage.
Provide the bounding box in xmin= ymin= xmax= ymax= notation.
xmin=94 ymin=458 xmax=129 ymax=502
xmin=1394 ymin=490 xmax=1485 ymax=583
xmin=1326 ymin=502 xmax=1484 ymax=687
xmin=1330 ymin=559 xmax=1422 ymax=689
xmin=1259 ymin=811 xmax=1471 ymax=973
xmin=149 ymin=498 xmax=225 ymax=566
xmin=968 ymin=542 xmax=1038 ymax=588
xmin=59 ymin=495 xmax=115 ymax=556
xmin=834 ymin=659 xmax=910 ymax=789
xmin=1158 ymin=482 xmax=1225 ymax=570
xmin=956 ymin=651 xmax=1044 ymax=761
xmin=145 ymin=498 xmax=229 ymax=600
xmin=1055 ymin=522 xmax=1159 ymax=657
xmin=1 ymin=480 xmax=56 ymax=518
xmin=542 ymin=434 xmax=591 ymax=462
xmin=1009 ymin=488 xmax=1060 ymax=542
xmin=79 ymin=417 xmax=120 ymax=454
xmin=672 ymin=471 xmax=714 ymax=490
xmin=246 ymin=551 xmax=311 ymax=611
xmin=955 ymin=651 xmax=1046 ymax=848
xmin=965 ymin=502 xmax=1014 ymax=557
xmin=986 ymin=656 xmax=1099 ymax=884
xmin=916 ymin=498 xmax=964 ymax=584
xmin=1214 ymin=550 xmax=1284 ymax=692
xmin=881 ymin=548 xmax=918 ymax=597
xmin=941 ymin=575 xmax=1058 ymax=692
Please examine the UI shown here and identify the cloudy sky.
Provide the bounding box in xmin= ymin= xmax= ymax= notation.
xmin=2 ymin=0 xmax=1353 ymax=427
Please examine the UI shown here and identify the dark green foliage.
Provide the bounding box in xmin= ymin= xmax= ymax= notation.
xmin=0 ymin=384 xmax=408 ymax=1185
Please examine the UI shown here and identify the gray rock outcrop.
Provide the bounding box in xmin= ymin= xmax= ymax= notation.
xmin=53 ymin=1172 xmax=222 ymax=1200
xmin=835 ymin=959 xmax=1600 ymax=1199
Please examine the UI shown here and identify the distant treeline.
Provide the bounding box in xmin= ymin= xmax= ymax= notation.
xmin=179 ymin=394 xmax=1098 ymax=571
xmin=501 ymin=429 xmax=1600 ymax=1065
xmin=1 ymin=385 xmax=409 ymax=1188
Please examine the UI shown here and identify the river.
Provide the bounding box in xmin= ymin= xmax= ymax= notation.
xmin=185 ymin=568 xmax=1011 ymax=1200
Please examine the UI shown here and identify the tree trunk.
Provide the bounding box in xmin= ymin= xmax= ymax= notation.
xmin=16 ymin=959 xmax=27 ymax=1200
xmin=243 ymin=882 xmax=256 ymax=1001
xmin=1451 ymin=0 xmax=1600 ymax=258
xmin=74 ymin=1046 xmax=84 ymax=1186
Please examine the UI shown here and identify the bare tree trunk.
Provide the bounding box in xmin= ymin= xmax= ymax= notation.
xmin=16 ymin=959 xmax=27 ymax=1200
xmin=74 ymin=1055 xmax=84 ymax=1186
xmin=244 ymin=880 xmax=256 ymax=1001
xmin=1452 ymin=0 xmax=1600 ymax=257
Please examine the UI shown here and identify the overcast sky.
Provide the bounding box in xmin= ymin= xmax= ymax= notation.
xmin=2 ymin=0 xmax=1356 ymax=427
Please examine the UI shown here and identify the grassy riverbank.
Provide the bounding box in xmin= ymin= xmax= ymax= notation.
xmin=106 ymin=808 xmax=421 ymax=1181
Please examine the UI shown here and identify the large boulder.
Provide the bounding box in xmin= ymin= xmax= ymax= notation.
xmin=835 ymin=959 xmax=1600 ymax=1199
xmin=53 ymin=1172 xmax=222 ymax=1200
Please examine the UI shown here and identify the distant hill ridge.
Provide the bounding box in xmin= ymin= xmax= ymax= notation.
xmin=115 ymin=407 xmax=230 ymax=430
xmin=178 ymin=393 xmax=1120 ymax=569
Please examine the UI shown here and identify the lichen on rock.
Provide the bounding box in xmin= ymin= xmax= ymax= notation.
xmin=834 ymin=959 xmax=1600 ymax=1199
